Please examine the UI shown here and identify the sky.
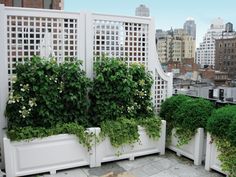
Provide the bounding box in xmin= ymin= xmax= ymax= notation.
xmin=64 ymin=0 xmax=236 ymax=47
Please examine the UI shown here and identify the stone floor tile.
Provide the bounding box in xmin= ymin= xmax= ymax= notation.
xmin=149 ymin=170 xmax=179 ymax=177
xmin=129 ymin=168 xmax=149 ymax=177
xmin=141 ymin=163 xmax=162 ymax=176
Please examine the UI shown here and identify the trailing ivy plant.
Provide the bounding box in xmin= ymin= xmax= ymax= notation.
xmin=207 ymin=105 xmax=236 ymax=177
xmin=138 ymin=116 xmax=162 ymax=140
xmin=174 ymin=98 xmax=214 ymax=146
xmin=5 ymin=56 xmax=91 ymax=129
xmin=7 ymin=123 xmax=94 ymax=150
xmin=159 ymin=95 xmax=192 ymax=140
xmin=100 ymin=118 xmax=139 ymax=148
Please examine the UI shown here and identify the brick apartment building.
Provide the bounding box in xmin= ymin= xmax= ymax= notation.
xmin=0 ymin=0 xmax=63 ymax=9
xmin=215 ymin=37 xmax=236 ymax=80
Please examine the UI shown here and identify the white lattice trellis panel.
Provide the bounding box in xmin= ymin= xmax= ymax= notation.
xmin=7 ymin=14 xmax=80 ymax=89
xmin=93 ymin=20 xmax=149 ymax=67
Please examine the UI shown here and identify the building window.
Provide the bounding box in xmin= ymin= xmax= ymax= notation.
xmin=13 ymin=0 xmax=22 ymax=7
xmin=44 ymin=0 xmax=53 ymax=9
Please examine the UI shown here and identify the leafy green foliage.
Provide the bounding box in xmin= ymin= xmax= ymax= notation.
xmin=129 ymin=64 xmax=154 ymax=118
xmin=5 ymin=57 xmax=91 ymax=128
xmin=159 ymin=95 xmax=192 ymax=138
xmin=138 ymin=116 xmax=162 ymax=140
xmin=214 ymin=138 xmax=236 ymax=177
xmin=174 ymin=98 xmax=214 ymax=146
xmin=100 ymin=118 xmax=139 ymax=148
xmin=207 ymin=105 xmax=236 ymax=146
xmin=7 ymin=123 xmax=94 ymax=150
xmin=90 ymin=57 xmax=154 ymax=125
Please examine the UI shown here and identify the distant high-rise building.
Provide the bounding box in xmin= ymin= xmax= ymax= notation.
xmin=183 ymin=17 xmax=196 ymax=40
xmin=135 ymin=4 xmax=150 ymax=17
xmin=156 ymin=28 xmax=195 ymax=64
xmin=215 ymin=23 xmax=236 ymax=80
xmin=215 ymin=37 xmax=236 ymax=80
xmin=196 ymin=18 xmax=225 ymax=68
xmin=0 ymin=0 xmax=64 ymax=10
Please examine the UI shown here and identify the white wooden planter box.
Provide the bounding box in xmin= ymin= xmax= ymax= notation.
xmin=95 ymin=120 xmax=166 ymax=166
xmin=3 ymin=128 xmax=98 ymax=177
xmin=4 ymin=121 xmax=166 ymax=176
xmin=205 ymin=133 xmax=228 ymax=176
xmin=167 ymin=128 xmax=204 ymax=165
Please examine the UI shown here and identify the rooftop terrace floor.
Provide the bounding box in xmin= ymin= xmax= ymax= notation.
xmin=29 ymin=150 xmax=225 ymax=177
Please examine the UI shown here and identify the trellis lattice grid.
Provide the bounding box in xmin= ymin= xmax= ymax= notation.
xmin=93 ymin=20 xmax=149 ymax=67
xmin=7 ymin=15 xmax=79 ymax=89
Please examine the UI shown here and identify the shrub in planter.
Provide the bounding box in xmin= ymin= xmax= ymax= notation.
xmin=129 ymin=63 xmax=154 ymax=118
xmin=160 ymin=95 xmax=192 ymax=137
xmin=174 ymin=98 xmax=214 ymax=146
xmin=90 ymin=57 xmax=155 ymax=125
xmin=207 ymin=105 xmax=236 ymax=176
xmin=5 ymin=56 xmax=91 ymax=129
xmin=90 ymin=57 xmax=136 ymax=125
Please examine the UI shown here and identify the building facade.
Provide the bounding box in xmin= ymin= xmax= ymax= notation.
xmin=183 ymin=17 xmax=196 ymax=40
xmin=196 ymin=18 xmax=225 ymax=68
xmin=156 ymin=28 xmax=195 ymax=64
xmin=215 ymin=37 xmax=236 ymax=80
xmin=0 ymin=0 xmax=63 ymax=9
xmin=135 ymin=4 xmax=149 ymax=17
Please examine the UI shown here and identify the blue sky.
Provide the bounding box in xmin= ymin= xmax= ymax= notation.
xmin=65 ymin=0 xmax=236 ymax=47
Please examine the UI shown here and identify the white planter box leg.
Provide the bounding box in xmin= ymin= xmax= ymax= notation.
xmin=168 ymin=128 xmax=204 ymax=165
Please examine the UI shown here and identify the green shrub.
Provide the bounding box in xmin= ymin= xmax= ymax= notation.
xmin=174 ymin=98 xmax=214 ymax=146
xmin=129 ymin=63 xmax=154 ymax=118
xmin=5 ymin=57 xmax=91 ymax=129
xmin=207 ymin=106 xmax=236 ymax=141
xmin=90 ymin=57 xmax=135 ymax=125
xmin=90 ymin=57 xmax=154 ymax=125
xmin=159 ymin=95 xmax=192 ymax=137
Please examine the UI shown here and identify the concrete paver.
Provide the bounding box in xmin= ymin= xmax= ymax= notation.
xmin=33 ymin=150 xmax=225 ymax=177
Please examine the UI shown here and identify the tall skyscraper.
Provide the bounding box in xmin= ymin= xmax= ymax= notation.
xmin=196 ymin=18 xmax=225 ymax=68
xmin=0 ymin=0 xmax=64 ymax=10
xmin=183 ymin=17 xmax=196 ymax=40
xmin=135 ymin=4 xmax=150 ymax=17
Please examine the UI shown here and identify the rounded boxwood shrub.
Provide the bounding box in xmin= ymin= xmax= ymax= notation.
xmin=5 ymin=57 xmax=91 ymax=129
xmin=207 ymin=105 xmax=236 ymax=142
xmin=207 ymin=105 xmax=236 ymax=177
xmin=174 ymin=98 xmax=214 ymax=146
xmin=159 ymin=95 xmax=192 ymax=137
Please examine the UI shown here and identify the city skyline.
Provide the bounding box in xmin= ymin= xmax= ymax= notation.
xmin=64 ymin=0 xmax=236 ymax=47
